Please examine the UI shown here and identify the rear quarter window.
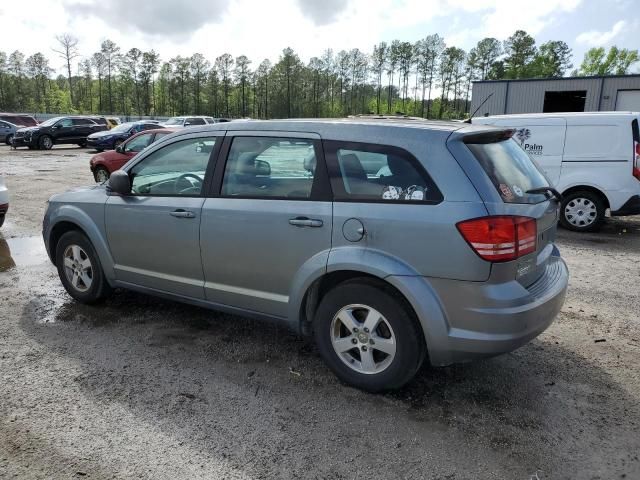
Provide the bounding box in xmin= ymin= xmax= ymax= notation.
xmin=466 ymin=138 xmax=550 ymax=204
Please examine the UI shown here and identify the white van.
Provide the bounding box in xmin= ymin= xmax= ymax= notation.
xmin=473 ymin=112 xmax=640 ymax=232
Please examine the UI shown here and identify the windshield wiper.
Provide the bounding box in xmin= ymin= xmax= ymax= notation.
xmin=526 ymin=187 xmax=562 ymax=202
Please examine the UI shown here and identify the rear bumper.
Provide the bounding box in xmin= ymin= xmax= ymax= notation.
xmin=400 ymin=254 xmax=568 ymax=366
xmin=611 ymin=195 xmax=640 ymax=216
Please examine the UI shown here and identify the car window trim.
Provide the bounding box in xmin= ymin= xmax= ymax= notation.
xmin=323 ymin=139 xmax=443 ymax=205
xmin=122 ymin=133 xmax=224 ymax=199
xmin=208 ymin=132 xmax=332 ymax=202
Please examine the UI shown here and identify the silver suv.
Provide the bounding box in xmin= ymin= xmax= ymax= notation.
xmin=43 ymin=119 xmax=569 ymax=391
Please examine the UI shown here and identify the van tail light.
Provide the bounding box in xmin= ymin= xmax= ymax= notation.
xmin=633 ymin=141 xmax=640 ymax=181
xmin=456 ymin=216 xmax=537 ymax=262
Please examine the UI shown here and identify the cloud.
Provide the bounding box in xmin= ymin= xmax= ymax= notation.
xmin=63 ymin=0 xmax=231 ymax=38
xmin=294 ymin=0 xmax=350 ymax=26
xmin=576 ymin=20 xmax=626 ymax=46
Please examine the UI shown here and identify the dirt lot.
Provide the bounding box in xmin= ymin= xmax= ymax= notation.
xmin=0 ymin=144 xmax=639 ymax=480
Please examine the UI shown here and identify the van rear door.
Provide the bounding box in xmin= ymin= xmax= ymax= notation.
xmin=448 ymin=128 xmax=560 ymax=288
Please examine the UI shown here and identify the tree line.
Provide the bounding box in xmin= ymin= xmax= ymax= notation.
xmin=0 ymin=30 xmax=637 ymax=120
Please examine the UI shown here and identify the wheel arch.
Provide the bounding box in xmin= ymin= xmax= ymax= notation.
xmin=560 ymin=184 xmax=610 ymax=210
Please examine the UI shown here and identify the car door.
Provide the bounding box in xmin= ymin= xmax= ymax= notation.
xmin=0 ymin=121 xmax=9 ymax=142
xmin=53 ymin=118 xmax=74 ymax=143
xmin=105 ymin=133 xmax=221 ymax=298
xmin=71 ymin=118 xmax=96 ymax=142
xmin=200 ymin=131 xmax=332 ymax=317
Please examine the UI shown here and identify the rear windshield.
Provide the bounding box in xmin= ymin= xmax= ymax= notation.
xmin=467 ymin=139 xmax=550 ymax=204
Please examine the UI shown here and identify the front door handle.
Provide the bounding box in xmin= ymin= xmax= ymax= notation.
xmin=170 ymin=209 xmax=196 ymax=219
xmin=289 ymin=217 xmax=323 ymax=228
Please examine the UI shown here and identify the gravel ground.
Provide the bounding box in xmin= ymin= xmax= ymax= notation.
xmin=0 ymin=144 xmax=639 ymax=480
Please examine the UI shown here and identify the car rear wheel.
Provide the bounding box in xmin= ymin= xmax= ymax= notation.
xmin=55 ymin=231 xmax=111 ymax=304
xmin=0 ymin=214 xmax=5 ymax=228
xmin=39 ymin=135 xmax=53 ymax=150
xmin=560 ymin=190 xmax=605 ymax=232
xmin=78 ymin=141 xmax=87 ymax=148
xmin=313 ymin=280 xmax=425 ymax=392
xmin=5 ymin=134 xmax=13 ymax=146
xmin=94 ymin=167 xmax=110 ymax=183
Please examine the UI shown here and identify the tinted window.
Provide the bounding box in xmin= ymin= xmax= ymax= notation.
xmin=324 ymin=141 xmax=442 ymax=203
xmin=142 ymin=123 xmax=160 ymax=131
xmin=222 ymin=137 xmax=317 ymax=199
xmin=57 ymin=118 xmax=73 ymax=127
xmin=466 ymin=139 xmax=549 ymax=204
xmin=124 ymin=133 xmax=154 ymax=153
xmin=72 ymin=118 xmax=91 ymax=126
xmin=130 ymin=137 xmax=217 ymax=196
xmin=0 ymin=121 xmax=8 ymax=128
xmin=187 ymin=117 xmax=206 ymax=126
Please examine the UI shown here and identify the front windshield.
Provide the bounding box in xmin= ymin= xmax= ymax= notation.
xmin=39 ymin=117 xmax=62 ymax=127
xmin=164 ymin=117 xmax=184 ymax=125
xmin=109 ymin=122 xmax=134 ymax=133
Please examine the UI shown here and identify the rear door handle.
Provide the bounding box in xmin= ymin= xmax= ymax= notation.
xmin=170 ymin=209 xmax=196 ymax=219
xmin=289 ymin=217 xmax=323 ymax=228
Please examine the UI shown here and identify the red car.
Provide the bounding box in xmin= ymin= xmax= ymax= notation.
xmin=89 ymin=128 xmax=174 ymax=182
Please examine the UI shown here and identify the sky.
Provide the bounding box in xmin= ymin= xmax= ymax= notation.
xmin=0 ymin=0 xmax=638 ymax=76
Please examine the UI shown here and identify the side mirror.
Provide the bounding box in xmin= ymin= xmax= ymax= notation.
xmin=106 ymin=170 xmax=131 ymax=194
xmin=255 ymin=159 xmax=271 ymax=177
xmin=115 ymin=144 xmax=124 ymax=153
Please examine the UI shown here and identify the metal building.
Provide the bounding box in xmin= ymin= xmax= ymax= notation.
xmin=471 ymin=74 xmax=640 ymax=117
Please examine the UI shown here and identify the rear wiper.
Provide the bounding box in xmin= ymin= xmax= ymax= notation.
xmin=526 ymin=187 xmax=562 ymax=202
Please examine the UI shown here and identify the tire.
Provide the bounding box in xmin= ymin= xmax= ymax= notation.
xmin=78 ymin=141 xmax=87 ymax=148
xmin=560 ymin=190 xmax=605 ymax=232
xmin=39 ymin=135 xmax=53 ymax=150
xmin=0 ymin=214 xmax=4 ymax=228
xmin=94 ymin=166 xmax=110 ymax=183
xmin=313 ymin=280 xmax=425 ymax=392
xmin=5 ymin=134 xmax=13 ymax=146
xmin=95 ymin=148 xmax=104 ymax=153
xmin=55 ymin=230 xmax=112 ymax=304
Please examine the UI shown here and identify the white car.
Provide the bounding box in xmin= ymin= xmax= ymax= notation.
xmin=0 ymin=174 xmax=8 ymax=228
xmin=473 ymin=112 xmax=640 ymax=232
xmin=162 ymin=116 xmax=216 ymax=128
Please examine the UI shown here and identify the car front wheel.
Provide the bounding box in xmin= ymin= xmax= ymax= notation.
xmin=560 ymin=190 xmax=605 ymax=232
xmin=55 ymin=231 xmax=111 ymax=303
xmin=5 ymin=134 xmax=13 ymax=146
xmin=313 ymin=280 xmax=425 ymax=392
xmin=94 ymin=166 xmax=110 ymax=183
xmin=39 ymin=135 xmax=53 ymax=150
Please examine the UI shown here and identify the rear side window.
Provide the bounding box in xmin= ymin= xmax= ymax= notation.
xmin=187 ymin=117 xmax=206 ymax=125
xmin=466 ymin=138 xmax=549 ymax=204
xmin=324 ymin=141 xmax=442 ymax=203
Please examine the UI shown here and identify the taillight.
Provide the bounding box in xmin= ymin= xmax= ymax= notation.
xmin=633 ymin=141 xmax=640 ymax=181
xmin=456 ymin=216 xmax=537 ymax=262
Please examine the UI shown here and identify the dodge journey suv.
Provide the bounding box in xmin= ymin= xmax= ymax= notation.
xmin=43 ymin=119 xmax=569 ymax=391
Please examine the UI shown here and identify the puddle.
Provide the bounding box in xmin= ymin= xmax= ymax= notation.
xmin=0 ymin=236 xmax=48 ymax=272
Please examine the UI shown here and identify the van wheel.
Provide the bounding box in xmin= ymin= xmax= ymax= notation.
xmin=39 ymin=135 xmax=53 ymax=150
xmin=313 ymin=280 xmax=425 ymax=392
xmin=55 ymin=231 xmax=112 ymax=304
xmin=560 ymin=191 xmax=605 ymax=232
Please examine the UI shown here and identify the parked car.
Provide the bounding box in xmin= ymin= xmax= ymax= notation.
xmin=12 ymin=116 xmax=107 ymax=150
xmin=473 ymin=112 xmax=640 ymax=232
xmin=89 ymin=128 xmax=174 ymax=182
xmin=87 ymin=121 xmax=164 ymax=152
xmin=0 ymin=113 xmax=38 ymax=127
xmin=162 ymin=116 xmax=216 ymax=128
xmin=43 ymin=119 xmax=568 ymax=392
xmin=0 ymin=120 xmax=19 ymax=145
xmin=0 ymin=174 xmax=8 ymax=228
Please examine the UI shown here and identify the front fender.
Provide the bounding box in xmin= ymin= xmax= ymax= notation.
xmin=45 ymin=204 xmax=115 ymax=282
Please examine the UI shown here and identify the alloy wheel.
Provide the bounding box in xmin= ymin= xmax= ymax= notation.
xmin=63 ymin=245 xmax=93 ymax=292
xmin=330 ymin=304 xmax=397 ymax=374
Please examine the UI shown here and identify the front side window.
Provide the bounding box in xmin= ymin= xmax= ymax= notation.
xmin=57 ymin=118 xmax=73 ymax=128
xmin=221 ymin=137 xmax=318 ymax=199
xmin=124 ymin=133 xmax=154 ymax=153
xmin=324 ymin=141 xmax=442 ymax=203
xmin=130 ymin=137 xmax=217 ymax=196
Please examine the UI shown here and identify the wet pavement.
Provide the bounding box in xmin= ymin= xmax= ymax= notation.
xmin=0 ymin=144 xmax=639 ymax=479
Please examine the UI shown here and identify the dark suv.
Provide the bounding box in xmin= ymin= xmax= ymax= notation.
xmin=13 ymin=116 xmax=107 ymax=150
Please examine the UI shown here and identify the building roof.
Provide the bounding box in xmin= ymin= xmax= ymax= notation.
xmin=473 ymin=73 xmax=640 ymax=84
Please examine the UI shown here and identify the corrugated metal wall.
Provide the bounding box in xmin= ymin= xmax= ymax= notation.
xmin=471 ymin=76 xmax=640 ymax=115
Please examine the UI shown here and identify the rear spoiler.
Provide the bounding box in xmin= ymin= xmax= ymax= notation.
xmin=462 ymin=129 xmax=515 ymax=144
